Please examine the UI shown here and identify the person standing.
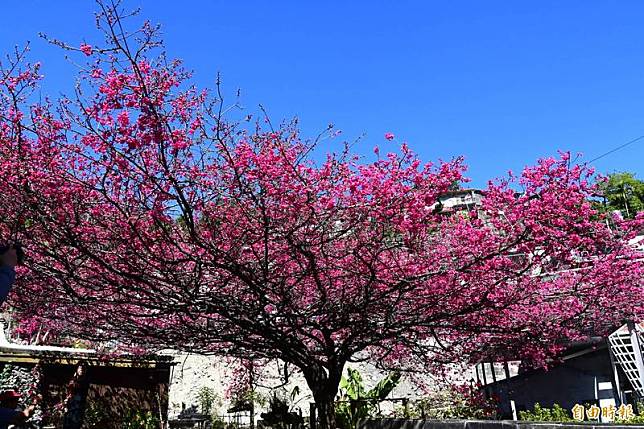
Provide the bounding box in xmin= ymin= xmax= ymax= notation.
xmin=0 ymin=390 xmax=36 ymax=429
xmin=0 ymin=246 xmax=18 ymax=305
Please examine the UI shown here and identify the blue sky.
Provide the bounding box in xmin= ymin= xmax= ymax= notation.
xmin=1 ymin=1 xmax=643 ymax=186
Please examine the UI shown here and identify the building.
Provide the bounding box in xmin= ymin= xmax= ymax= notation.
xmin=0 ymin=322 xmax=174 ymax=428
xmin=476 ymin=322 xmax=644 ymax=422
xmin=433 ymin=189 xmax=485 ymax=214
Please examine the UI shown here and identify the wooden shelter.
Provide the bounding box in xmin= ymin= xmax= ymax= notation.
xmin=0 ymin=325 xmax=174 ymax=428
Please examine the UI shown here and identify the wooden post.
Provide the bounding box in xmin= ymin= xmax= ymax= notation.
xmin=403 ymin=398 xmax=409 ymax=418
xmin=310 ymin=402 xmax=317 ymax=429
xmin=250 ymin=403 xmax=255 ymax=429
xmin=510 ymin=400 xmax=517 ymax=420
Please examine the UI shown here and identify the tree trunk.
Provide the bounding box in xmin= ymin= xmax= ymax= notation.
xmin=304 ymin=363 xmax=344 ymax=429
xmin=314 ymin=396 xmax=337 ymax=429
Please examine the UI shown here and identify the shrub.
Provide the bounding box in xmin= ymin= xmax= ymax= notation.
xmin=518 ymin=403 xmax=572 ymax=422
xmin=121 ymin=409 xmax=160 ymax=429
xmin=335 ymin=369 xmax=401 ymax=429
xmin=196 ymin=385 xmax=223 ymax=417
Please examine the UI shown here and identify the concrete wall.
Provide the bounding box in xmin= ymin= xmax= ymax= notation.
xmin=357 ymin=419 xmax=644 ymax=429
xmin=167 ymin=352 xmax=437 ymax=418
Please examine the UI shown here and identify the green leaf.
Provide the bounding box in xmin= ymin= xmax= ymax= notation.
xmin=366 ymin=371 xmax=400 ymax=400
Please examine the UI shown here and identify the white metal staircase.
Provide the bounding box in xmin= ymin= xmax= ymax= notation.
xmin=609 ymin=322 xmax=644 ymax=396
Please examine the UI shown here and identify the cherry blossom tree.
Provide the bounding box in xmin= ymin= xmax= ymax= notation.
xmin=0 ymin=3 xmax=642 ymax=428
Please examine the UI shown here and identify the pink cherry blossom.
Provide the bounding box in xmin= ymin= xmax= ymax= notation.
xmin=79 ymin=43 xmax=93 ymax=56
xmin=0 ymin=4 xmax=641 ymax=428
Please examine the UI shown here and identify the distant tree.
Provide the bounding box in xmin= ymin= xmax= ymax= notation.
xmin=598 ymin=172 xmax=644 ymax=219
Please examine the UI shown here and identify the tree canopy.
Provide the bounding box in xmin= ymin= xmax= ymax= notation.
xmin=598 ymin=172 xmax=644 ymax=219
